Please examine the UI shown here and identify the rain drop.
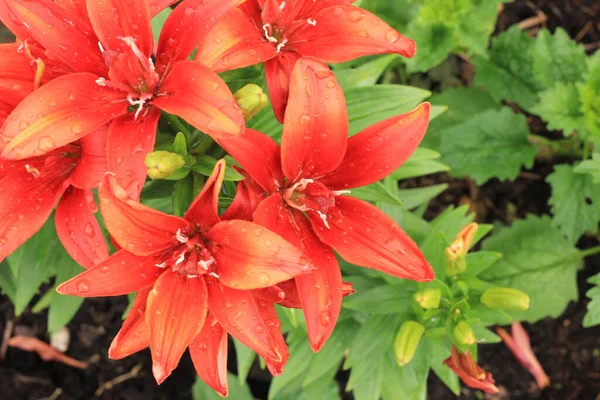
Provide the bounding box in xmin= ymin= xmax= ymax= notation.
xmin=255 ymin=325 xmax=265 ymax=334
xmin=348 ymin=9 xmax=365 ymax=23
xmin=258 ymin=273 xmax=270 ymax=285
xmin=319 ymin=310 xmax=332 ymax=326
xmin=38 ymin=137 xmax=55 ymax=151
xmin=77 ymin=280 xmax=91 ymax=293
xmin=299 ymin=113 xmax=311 ymax=125
xmin=84 ymin=223 xmax=95 ymax=238
xmin=72 ymin=124 xmax=84 ymax=135
xmin=385 ymin=29 xmax=401 ymax=43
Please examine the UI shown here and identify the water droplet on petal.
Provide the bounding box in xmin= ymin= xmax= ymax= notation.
xmin=72 ymin=124 xmax=84 ymax=136
xmin=385 ymin=29 xmax=401 ymax=43
xmin=255 ymin=325 xmax=264 ymax=334
xmin=38 ymin=137 xmax=55 ymax=151
xmin=254 ymin=228 xmax=264 ymax=237
xmin=258 ymin=273 xmax=270 ymax=285
xmin=84 ymin=223 xmax=95 ymax=238
xmin=348 ymin=9 xmax=365 ymax=23
xmin=320 ymin=310 xmax=332 ymax=326
xmin=299 ymin=113 xmax=311 ymax=125
xmin=77 ymin=280 xmax=91 ymax=293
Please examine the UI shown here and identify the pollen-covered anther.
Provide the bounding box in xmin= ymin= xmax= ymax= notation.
xmin=127 ymin=93 xmax=153 ymax=120
xmin=197 ymin=258 xmax=215 ymax=271
xmin=174 ymin=251 xmax=186 ymax=266
xmin=279 ymin=1 xmax=286 ymax=11
xmin=307 ymin=18 xmax=317 ymax=26
xmin=176 ymin=229 xmax=189 ymax=243
xmin=263 ymin=24 xmax=279 ymax=43
xmin=317 ymin=211 xmax=331 ymax=229
xmin=334 ymin=190 xmax=351 ymax=196
xmin=96 ymin=77 xmax=107 ymax=86
xmin=25 ymin=164 xmax=40 ymax=178
xmin=98 ymin=41 xmax=105 ymax=53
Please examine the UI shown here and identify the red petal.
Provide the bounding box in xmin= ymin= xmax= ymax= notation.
xmin=206 ymin=220 xmax=314 ymax=290
xmin=254 ymin=194 xmax=342 ymax=351
xmin=107 ymin=109 xmax=160 ymax=201
xmin=0 ymin=154 xmax=70 ymax=262
xmin=264 ymin=51 xmax=301 ymax=123
xmin=56 ymin=249 xmax=164 ymax=297
xmin=206 ymin=277 xmax=282 ymax=362
xmin=54 ymin=0 xmax=87 ymax=19
xmin=195 ymin=7 xmax=276 ymax=72
xmin=217 ymin=128 xmax=283 ymax=194
xmin=99 ymin=174 xmax=190 ymax=256
xmin=308 ymin=196 xmax=434 ymax=281
xmin=146 ymin=272 xmax=208 ymax=384
xmin=184 ymin=159 xmax=225 ymax=231
xmin=189 ymin=315 xmax=229 ymax=397
xmin=55 ymin=187 xmax=109 ymax=270
xmin=108 ymin=287 xmax=151 ymax=359
xmin=0 ymin=43 xmax=35 ymax=107
xmin=156 ymin=0 xmax=246 ymax=72
xmin=87 ymin=0 xmax=153 ymax=56
xmin=290 ymin=5 xmax=416 ymax=62
xmin=6 ymin=0 xmax=105 ymax=75
xmin=221 ymin=169 xmax=267 ymax=221
xmin=152 ymin=60 xmax=244 ymax=139
xmin=320 ymin=103 xmax=431 ymax=190
xmin=281 ymin=58 xmax=347 ymax=181
xmin=70 ymin=125 xmax=109 ymax=190
xmin=0 ymin=0 xmax=31 ymax=40
xmin=254 ymin=296 xmax=288 ymax=375
xmin=0 ymin=73 xmax=128 ymax=159
xmin=148 ymin=0 xmax=177 ymax=18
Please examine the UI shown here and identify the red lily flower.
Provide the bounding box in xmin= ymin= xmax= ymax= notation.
xmin=57 ymin=160 xmax=315 ymax=385
xmin=443 ymin=345 xmax=499 ymax=394
xmin=0 ymin=126 xmax=110 ymax=268
xmin=195 ymin=0 xmax=416 ymax=121
xmin=219 ymin=58 xmax=434 ymax=351
xmin=0 ymin=0 xmax=245 ymax=200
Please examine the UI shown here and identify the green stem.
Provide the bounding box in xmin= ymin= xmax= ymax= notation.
xmin=528 ymin=134 xmax=583 ymax=159
xmin=192 ymin=135 xmax=215 ymax=156
xmin=163 ymin=112 xmax=191 ymax=140
xmin=579 ymin=245 xmax=600 ymax=259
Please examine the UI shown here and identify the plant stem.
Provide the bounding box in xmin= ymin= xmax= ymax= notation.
xmin=528 ymin=134 xmax=583 ymax=159
xmin=579 ymin=245 xmax=600 ymax=259
xmin=192 ymin=135 xmax=215 ymax=156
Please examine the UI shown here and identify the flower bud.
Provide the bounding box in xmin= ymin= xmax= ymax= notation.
xmin=414 ymin=288 xmax=442 ymax=309
xmin=234 ymin=84 xmax=268 ymax=121
xmin=394 ymin=321 xmax=425 ymax=366
xmin=481 ymin=288 xmax=530 ymax=311
xmin=145 ymin=150 xmax=186 ymax=180
xmin=445 ymin=223 xmax=478 ymax=276
xmin=453 ymin=321 xmax=475 ymax=345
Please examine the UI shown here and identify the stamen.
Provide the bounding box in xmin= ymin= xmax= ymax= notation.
xmin=307 ymin=18 xmax=317 ymax=26
xmin=279 ymin=1 xmax=286 ymax=11
xmin=176 ymin=229 xmax=189 ymax=243
xmin=209 ymin=272 xmax=220 ymax=279
xmin=317 ymin=211 xmax=331 ymax=229
xmin=155 ymin=261 xmax=168 ymax=268
xmin=25 ymin=164 xmax=40 ymax=178
xmin=276 ymin=39 xmax=288 ymax=53
xmin=290 ymin=178 xmax=314 ymax=192
xmin=98 ymin=41 xmax=105 ymax=53
xmin=175 ymin=251 xmax=186 ymax=266
xmin=95 ymin=77 xmax=107 ymax=86
xmin=197 ymin=258 xmax=215 ymax=270
xmin=334 ymin=190 xmax=351 ymax=195
xmin=262 ymin=24 xmax=279 ymax=43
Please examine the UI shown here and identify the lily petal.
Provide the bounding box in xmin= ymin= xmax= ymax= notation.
xmin=195 ymin=7 xmax=276 ymax=72
xmin=55 ymin=187 xmax=109 ymax=269
xmin=218 ymin=128 xmax=283 ymax=194
xmin=54 ymin=0 xmax=88 ymax=20
xmin=184 ymin=159 xmax=225 ymax=232
xmin=152 ymin=60 xmax=244 ymax=139
xmin=221 ymin=168 xmax=266 ymax=221
xmin=308 ymin=196 xmax=434 ymax=281
xmin=264 ymin=50 xmax=301 ymax=123
xmin=70 ymin=125 xmax=109 ymax=190
xmin=189 ymin=314 xmax=229 ymax=397
xmin=254 ymin=193 xmax=342 ymax=351
xmin=87 ymin=0 xmax=153 ymax=56
xmin=99 ymin=174 xmax=190 ymax=256
xmin=254 ymin=296 xmax=288 ymax=375
xmin=320 ymin=103 xmax=431 ymax=189
xmin=206 ymin=219 xmax=314 ymax=290
xmin=291 ymin=5 xmax=416 ymax=62
xmin=281 ymin=58 xmax=348 ymax=181
xmin=108 ymin=287 xmax=151 ymax=360
xmin=0 ymin=43 xmax=35 ymax=108
xmin=156 ymin=0 xmax=246 ymax=72
xmin=206 ymin=277 xmax=282 ymax=362
xmin=0 ymin=73 xmax=128 ymax=159
xmin=148 ymin=0 xmax=177 ymax=18
xmin=107 ymin=109 xmax=160 ymax=201
xmin=146 ymin=272 xmax=208 ymax=384
xmin=56 ymin=249 xmax=164 ymax=297
xmin=6 ymin=0 xmax=105 ymax=75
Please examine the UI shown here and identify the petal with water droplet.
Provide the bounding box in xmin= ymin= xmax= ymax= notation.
xmin=185 ymin=159 xmax=225 ymax=231
xmin=70 ymin=125 xmax=109 ymax=190
xmin=109 ymin=287 xmax=151 ymax=360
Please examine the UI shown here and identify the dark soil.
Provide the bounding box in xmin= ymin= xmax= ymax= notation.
xmin=1 ymin=0 xmax=599 ymax=399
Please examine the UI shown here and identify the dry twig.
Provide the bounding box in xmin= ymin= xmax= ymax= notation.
xmin=95 ymin=363 xmax=144 ymax=397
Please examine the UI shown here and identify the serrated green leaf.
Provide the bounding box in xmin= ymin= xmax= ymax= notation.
xmin=343 ymin=283 xmax=415 ymax=315
xmin=575 ymin=153 xmax=600 ymax=183
xmin=578 ymin=51 xmax=600 ymax=142
xmin=455 ymin=0 xmax=504 ymax=56
xmin=405 ymin=23 xmax=455 ymax=73
xmin=438 ymin=108 xmax=536 ymax=184
xmin=584 ymin=272 xmax=600 ymax=327
xmin=531 ymin=83 xmax=586 ymax=136
xmin=547 ymin=164 xmax=600 ymax=243
xmin=481 ymin=215 xmax=581 ymax=322
xmin=234 ymin=339 xmax=256 ymax=385
xmin=533 ymin=28 xmax=587 ymax=89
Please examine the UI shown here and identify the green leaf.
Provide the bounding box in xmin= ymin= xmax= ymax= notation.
xmin=7 ymin=220 xmax=59 ymax=315
xmin=531 ymin=83 xmax=586 ymax=136
xmin=335 ymin=55 xmax=398 ymax=90
xmin=471 ymin=324 xmax=501 ymax=344
xmin=192 ymin=156 xmax=244 ymax=181
xmin=405 ymin=23 xmax=455 ymax=73
xmin=233 ymin=340 xmax=256 ymax=385
xmin=438 ymin=108 xmax=537 ymax=184
xmin=0 ymin=260 xmax=17 ymax=302
xmin=31 ymin=288 xmax=54 ymax=313
xmin=427 ymin=337 xmax=460 ymax=395
xmin=532 ymin=28 xmax=587 ymax=89
xmin=547 ymin=164 xmax=600 ymax=243
xmin=397 ymin=185 xmax=448 ymax=210
xmin=351 ymin=181 xmax=403 ymax=205
xmin=574 ymin=153 xmax=600 ymax=183
xmin=173 ymin=132 xmax=188 ymax=155
xmin=481 ymin=215 xmax=581 ymax=322
xmin=578 ymin=51 xmax=600 ymax=142
xmin=48 ymin=255 xmax=85 ymax=333
xmin=151 ymin=8 xmax=172 ymax=43
xmin=584 ymin=272 xmax=600 ymax=327
xmin=464 ymin=251 xmax=503 ymax=276
xmin=173 ymin=174 xmax=194 ymax=217
xmin=455 ymin=0 xmax=504 ymax=56
xmin=343 ymin=283 xmax=415 ymax=315
xmin=345 ymin=314 xmax=400 ymax=369
xmin=393 ymin=148 xmax=450 ymax=180
xmin=192 ymin=373 xmax=254 ymax=400
xmin=269 ymin=339 xmax=313 ymax=399
xmin=472 ymin=25 xmax=540 ymax=110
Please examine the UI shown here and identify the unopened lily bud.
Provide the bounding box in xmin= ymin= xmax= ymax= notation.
xmin=394 ymin=321 xmax=425 ymax=366
xmin=414 ymin=288 xmax=442 ymax=309
xmin=453 ymin=321 xmax=475 ymax=345
xmin=234 ymin=84 xmax=268 ymax=121
xmin=445 ymin=223 xmax=478 ymax=276
xmin=145 ymin=150 xmax=186 ymax=180
xmin=481 ymin=288 xmax=530 ymax=311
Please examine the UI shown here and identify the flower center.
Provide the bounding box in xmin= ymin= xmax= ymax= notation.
xmin=154 ymin=229 xmax=219 ymax=279
xmin=262 ymin=23 xmax=288 ymax=53
xmin=282 ymin=179 xmax=337 ymax=226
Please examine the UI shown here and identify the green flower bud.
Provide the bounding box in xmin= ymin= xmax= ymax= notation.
xmin=394 ymin=321 xmax=425 ymax=367
xmin=453 ymin=321 xmax=475 ymax=345
xmin=445 ymin=223 xmax=478 ymax=276
xmin=234 ymin=84 xmax=269 ymax=121
xmin=481 ymin=288 xmax=530 ymax=311
xmin=414 ymin=288 xmax=442 ymax=309
xmin=145 ymin=150 xmax=186 ymax=180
